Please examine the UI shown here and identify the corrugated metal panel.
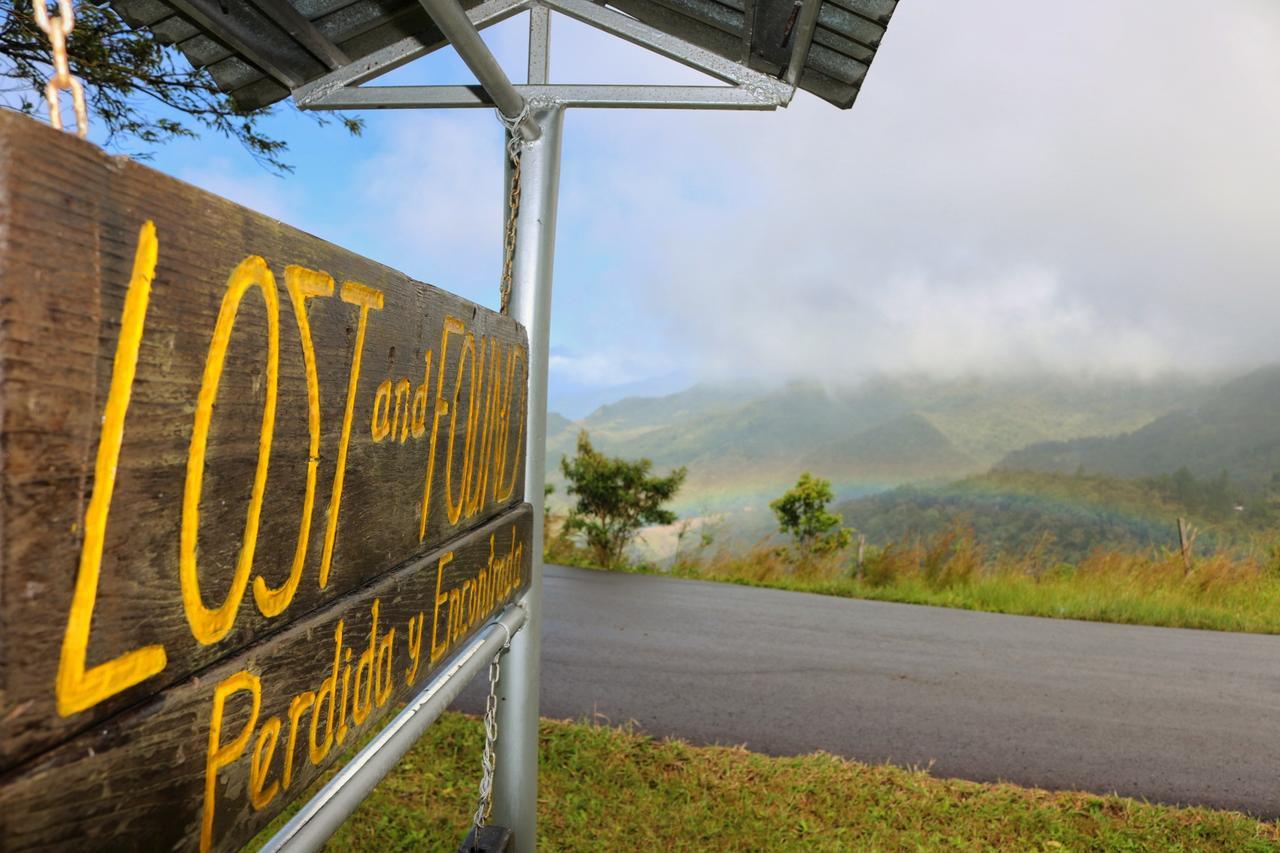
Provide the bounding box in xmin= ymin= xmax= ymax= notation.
xmin=108 ymin=0 xmax=897 ymax=110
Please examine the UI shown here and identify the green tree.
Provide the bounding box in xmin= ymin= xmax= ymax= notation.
xmin=770 ymin=472 xmax=852 ymax=556
xmin=560 ymin=431 xmax=686 ymax=568
xmin=2 ymin=2 xmax=360 ymax=172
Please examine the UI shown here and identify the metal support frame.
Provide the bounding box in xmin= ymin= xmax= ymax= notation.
xmin=539 ymin=0 xmax=788 ymax=101
xmin=260 ymin=604 xmax=529 ymax=852
xmin=287 ymin=2 xmax=808 ymax=850
xmin=291 ymin=0 xmax=531 ymax=104
xmin=302 ymin=83 xmax=778 ymax=110
xmin=417 ymin=0 xmax=541 ymax=138
xmin=782 ymin=0 xmax=822 ymax=94
xmin=293 ymin=0 xmax=794 ymax=112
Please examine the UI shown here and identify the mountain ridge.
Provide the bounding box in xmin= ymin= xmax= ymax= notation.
xmin=999 ymin=365 xmax=1280 ymax=485
xmin=545 ymin=372 xmax=1212 ymax=513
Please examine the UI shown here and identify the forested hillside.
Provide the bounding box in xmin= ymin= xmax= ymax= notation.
xmin=837 ymin=469 xmax=1278 ymax=562
xmin=1001 ymin=366 xmax=1280 ymax=485
xmin=545 ymin=375 xmax=1200 ymax=514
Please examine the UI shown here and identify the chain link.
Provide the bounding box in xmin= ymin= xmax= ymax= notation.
xmin=32 ymin=0 xmax=88 ymax=138
xmin=497 ymin=104 xmax=530 ymax=315
xmin=470 ymin=621 xmax=513 ymax=842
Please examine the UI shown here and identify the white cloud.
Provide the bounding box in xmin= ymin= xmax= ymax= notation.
xmin=663 ymin=263 xmax=1176 ymax=382
xmin=209 ymin=0 xmax=1280 ymax=410
xmin=549 ymin=345 xmax=678 ymax=387
xmin=348 ymin=113 xmax=506 ymax=305
xmin=585 ymin=0 xmax=1280 ymax=385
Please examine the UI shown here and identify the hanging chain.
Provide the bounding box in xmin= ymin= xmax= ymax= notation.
xmin=470 ymin=620 xmax=514 ymax=843
xmin=497 ymin=104 xmax=530 ymax=315
xmin=32 ymin=0 xmax=88 ymax=138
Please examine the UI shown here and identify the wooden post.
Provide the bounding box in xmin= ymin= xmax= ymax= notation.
xmin=1177 ymin=517 xmax=1198 ymax=576
xmin=856 ymin=534 xmax=866 ymax=582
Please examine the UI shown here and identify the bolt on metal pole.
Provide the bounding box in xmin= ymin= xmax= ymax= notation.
xmin=493 ymin=102 xmax=563 ymax=852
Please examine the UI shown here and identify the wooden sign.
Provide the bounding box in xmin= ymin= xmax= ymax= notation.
xmin=0 ymin=111 xmax=532 ymax=850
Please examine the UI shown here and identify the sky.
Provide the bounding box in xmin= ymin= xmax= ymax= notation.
xmin=65 ymin=0 xmax=1280 ymax=416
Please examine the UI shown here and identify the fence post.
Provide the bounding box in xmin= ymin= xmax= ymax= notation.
xmin=1177 ymin=517 xmax=1197 ymax=576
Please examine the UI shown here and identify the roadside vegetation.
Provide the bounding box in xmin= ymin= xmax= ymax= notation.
xmin=549 ymin=438 xmax=1280 ymax=634
xmin=642 ymin=528 xmax=1280 ymax=635
xmin=256 ymin=711 xmax=1280 ymax=850
xmin=556 ymin=430 xmax=687 ymax=568
xmin=841 ymin=468 xmax=1280 ymax=563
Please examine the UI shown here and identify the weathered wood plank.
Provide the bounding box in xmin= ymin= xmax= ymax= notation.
xmin=0 ymin=110 xmax=528 ymax=770
xmin=0 ymin=504 xmax=533 ymax=852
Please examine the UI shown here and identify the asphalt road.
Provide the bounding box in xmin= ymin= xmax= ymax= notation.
xmin=455 ymin=564 xmax=1280 ymax=817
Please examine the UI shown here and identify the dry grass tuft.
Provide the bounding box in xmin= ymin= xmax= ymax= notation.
xmin=602 ymin=521 xmax=1280 ymax=634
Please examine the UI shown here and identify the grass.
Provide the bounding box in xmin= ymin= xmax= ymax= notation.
xmin=549 ymin=520 xmax=1280 ymax=635
xmin=679 ymin=566 xmax=1280 ymax=635
xmin=253 ymin=712 xmax=1279 ymax=851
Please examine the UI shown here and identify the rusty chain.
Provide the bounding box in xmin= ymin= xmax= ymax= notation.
xmin=497 ymin=104 xmax=529 ymax=315
xmin=470 ymin=620 xmax=513 ymax=844
xmin=32 ymin=0 xmax=88 ymax=138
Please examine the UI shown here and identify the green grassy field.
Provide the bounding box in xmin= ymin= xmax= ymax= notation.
xmin=659 ymin=556 xmax=1280 ymax=635
xmin=256 ymin=712 xmax=1279 ymax=851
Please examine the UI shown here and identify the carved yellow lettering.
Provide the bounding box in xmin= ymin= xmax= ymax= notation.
xmin=319 ymin=281 xmax=384 ymax=588
xmin=56 ymin=221 xmax=167 ymax=716
xmin=419 ymin=317 xmax=464 ymax=539
xmin=371 ymin=379 xmax=393 ymax=442
xmin=352 ymin=599 xmax=380 ymax=725
xmin=254 ymin=266 xmax=334 ymax=619
xmin=404 ymin=612 xmax=425 ymax=685
xmin=202 ymin=670 xmax=260 ymax=853
xmin=249 ymin=716 xmax=281 ymax=811
xmin=411 ymin=350 xmax=432 ymax=439
xmin=494 ymin=346 xmax=527 ymax=502
xmin=309 ymin=621 xmax=344 ymax=765
xmin=392 ymin=377 xmax=411 ymax=443
xmin=448 ymin=587 xmax=463 ymax=643
xmin=282 ymin=690 xmax=315 ymax=791
xmin=491 ymin=353 xmax=509 ymax=502
xmin=376 ymin=624 xmax=395 ymax=707
xmin=431 ymin=552 xmax=454 ymax=664
xmin=445 ymin=332 xmax=476 ymax=525
xmin=181 ymin=256 xmax=280 ymax=645
xmin=514 ymin=537 xmax=525 ymax=592
xmin=473 ymin=338 xmax=501 ymax=513
xmin=463 ymin=338 xmax=492 ymax=517
xmin=475 ymin=567 xmax=489 ymax=620
xmin=337 ymin=646 xmax=353 ymax=745
xmin=487 ymin=534 xmax=497 ymax=602
xmin=461 ymin=579 xmax=474 ymax=629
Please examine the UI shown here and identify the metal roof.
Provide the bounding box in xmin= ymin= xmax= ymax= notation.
xmin=109 ymin=0 xmax=897 ymax=111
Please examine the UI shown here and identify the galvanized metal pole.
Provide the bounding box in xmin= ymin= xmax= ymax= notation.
xmin=493 ymin=102 xmax=563 ymax=852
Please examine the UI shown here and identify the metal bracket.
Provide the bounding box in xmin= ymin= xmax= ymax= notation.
xmin=292 ymin=0 xmax=533 ymax=107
